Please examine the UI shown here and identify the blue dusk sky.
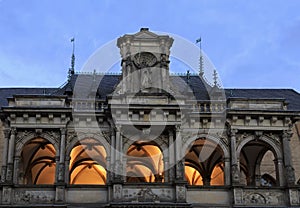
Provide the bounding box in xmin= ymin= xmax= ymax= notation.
xmin=0 ymin=0 xmax=299 ymax=91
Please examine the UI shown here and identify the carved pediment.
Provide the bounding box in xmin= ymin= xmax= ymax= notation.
xmin=134 ymin=28 xmax=159 ymax=39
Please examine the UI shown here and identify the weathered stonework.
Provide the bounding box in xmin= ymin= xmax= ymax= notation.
xmin=0 ymin=29 xmax=299 ymax=207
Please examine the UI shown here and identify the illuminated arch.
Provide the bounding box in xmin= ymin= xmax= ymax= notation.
xmin=66 ymin=132 xmax=110 ymax=158
xmin=21 ymin=137 xmax=56 ymax=185
xmin=69 ymin=138 xmax=107 ymax=185
xmin=184 ymin=136 xmax=225 ymax=186
xmin=16 ymin=131 xmax=59 ymax=157
xmin=126 ymin=141 xmax=164 ymax=183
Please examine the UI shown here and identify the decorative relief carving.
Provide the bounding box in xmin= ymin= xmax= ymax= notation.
xmin=265 ymin=133 xmax=280 ymax=145
xmin=236 ymin=132 xmax=250 ymax=145
xmin=44 ymin=131 xmax=59 ymax=143
xmin=289 ymin=189 xmax=300 ymax=205
xmin=14 ymin=191 xmax=54 ymax=204
xmin=113 ymin=160 xmax=123 ymax=181
xmin=16 ymin=130 xmax=32 ymax=143
xmin=176 ymin=160 xmax=184 ymax=180
xmin=66 ymin=130 xmax=77 ymax=145
xmin=242 ymin=191 xmax=283 ymax=205
xmin=176 ymin=185 xmax=186 ymax=201
xmin=113 ymin=184 xmax=122 ymax=200
xmin=2 ymin=187 xmax=11 ymax=203
xmin=244 ymin=193 xmax=267 ymax=204
xmin=123 ymin=187 xmax=172 ymax=202
xmin=216 ymin=131 xmax=229 ymax=146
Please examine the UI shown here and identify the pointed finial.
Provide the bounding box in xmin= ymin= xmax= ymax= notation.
xmin=70 ymin=37 xmax=75 ymax=75
xmin=196 ymin=37 xmax=204 ymax=77
xmin=187 ymin=70 xmax=190 ymax=84
xmin=213 ymin=69 xmax=218 ymax=87
xmin=93 ymin=69 xmax=96 ymax=82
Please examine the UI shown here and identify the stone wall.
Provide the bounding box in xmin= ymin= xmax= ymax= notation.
xmin=0 ymin=120 xmax=4 ymax=173
xmin=291 ymin=122 xmax=300 ymax=183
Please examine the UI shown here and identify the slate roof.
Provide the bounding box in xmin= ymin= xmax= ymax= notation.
xmin=225 ymin=89 xmax=300 ymax=111
xmin=0 ymin=88 xmax=57 ymax=108
xmin=1 ymin=74 xmax=300 ymax=111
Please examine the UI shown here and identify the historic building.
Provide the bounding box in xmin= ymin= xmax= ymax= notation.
xmin=0 ymin=28 xmax=300 ymax=207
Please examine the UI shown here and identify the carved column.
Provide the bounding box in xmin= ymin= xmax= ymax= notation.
xmin=106 ymin=156 xmax=111 ymax=183
xmin=282 ymin=130 xmax=295 ymax=186
xmin=168 ymin=129 xmax=175 ymax=182
xmin=1 ymin=129 xmax=10 ymax=183
xmin=224 ymin=157 xmax=231 ymax=185
xmin=6 ymin=127 xmax=16 ymax=182
xmin=274 ymin=158 xmax=285 ymax=186
xmin=110 ymin=128 xmax=116 ymax=182
xmin=113 ymin=126 xmax=124 ymax=182
xmin=56 ymin=128 xmax=66 ymax=204
xmin=54 ymin=156 xmax=59 ymax=184
xmin=230 ymin=129 xmax=240 ymax=184
xmin=175 ymin=125 xmax=184 ymax=181
xmin=13 ymin=156 xmax=20 ymax=184
xmin=65 ymin=156 xmax=70 ymax=184
xmin=163 ymin=157 xmax=169 ymax=182
xmin=58 ymin=128 xmax=66 ymax=183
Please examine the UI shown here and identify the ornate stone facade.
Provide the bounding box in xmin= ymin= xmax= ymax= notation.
xmin=0 ymin=28 xmax=300 ymax=207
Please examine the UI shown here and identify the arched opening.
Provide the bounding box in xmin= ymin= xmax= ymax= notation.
xmin=21 ymin=137 xmax=56 ymax=184
xmin=260 ymin=150 xmax=276 ymax=186
xmin=126 ymin=141 xmax=164 ymax=183
xmin=184 ymin=166 xmax=203 ymax=185
xmin=185 ymin=138 xmax=225 ymax=186
xmin=239 ymin=140 xmax=278 ymax=186
xmin=69 ymin=138 xmax=107 ymax=184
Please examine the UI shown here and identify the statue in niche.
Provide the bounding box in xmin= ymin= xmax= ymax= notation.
xmin=142 ymin=68 xmax=152 ymax=89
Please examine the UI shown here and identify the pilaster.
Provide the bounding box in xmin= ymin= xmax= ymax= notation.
xmin=1 ymin=128 xmax=10 ymax=183
xmin=282 ymin=130 xmax=295 ymax=186
xmin=230 ymin=129 xmax=239 ymax=184
xmin=6 ymin=127 xmax=16 ymax=183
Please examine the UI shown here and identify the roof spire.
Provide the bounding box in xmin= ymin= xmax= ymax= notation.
xmin=68 ymin=37 xmax=75 ymax=80
xmin=213 ymin=69 xmax=218 ymax=87
xmin=196 ymin=37 xmax=204 ymax=77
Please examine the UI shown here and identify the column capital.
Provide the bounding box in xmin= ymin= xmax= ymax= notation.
xmin=60 ymin=128 xmax=66 ymax=135
xmin=282 ymin=130 xmax=293 ymax=139
xmin=168 ymin=129 xmax=174 ymax=136
xmin=230 ymin=129 xmax=238 ymax=136
xmin=3 ymin=129 xmax=10 ymax=138
xmin=10 ymin=127 xmax=17 ymax=135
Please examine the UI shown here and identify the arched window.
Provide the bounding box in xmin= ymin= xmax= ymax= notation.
xmin=185 ymin=138 xmax=224 ymax=186
xmin=126 ymin=141 xmax=164 ymax=183
xmin=239 ymin=140 xmax=278 ymax=186
xmin=21 ymin=138 xmax=56 ymax=184
xmin=69 ymin=138 xmax=107 ymax=185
